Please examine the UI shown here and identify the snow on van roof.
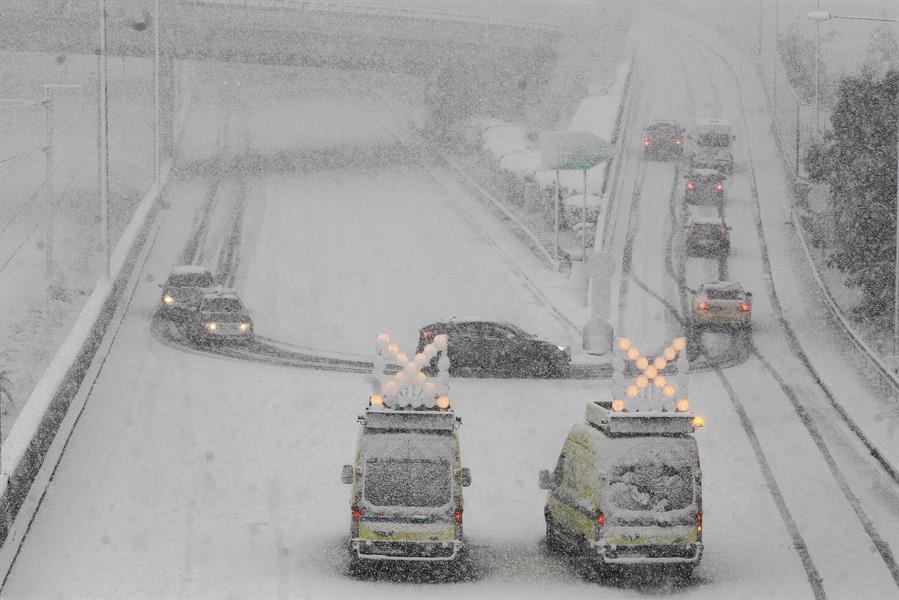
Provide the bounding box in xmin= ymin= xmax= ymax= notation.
xmin=586 ymin=401 xmax=696 ymax=435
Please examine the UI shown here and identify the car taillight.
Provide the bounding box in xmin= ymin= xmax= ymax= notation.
xmin=596 ymin=511 xmax=605 ymax=527
xmin=697 ymin=301 xmax=710 ymax=310
xmin=740 ymin=302 xmax=751 ymax=312
xmin=696 ymin=512 xmax=703 ymax=539
xmin=715 ymin=183 xmax=724 ymax=192
xmin=720 ymin=227 xmax=728 ymax=236
xmin=686 ymin=182 xmax=695 ymax=190
xmin=352 ymin=506 xmax=361 ymax=522
xmin=688 ymin=226 xmax=695 ymax=235
xmin=454 ymin=509 xmax=463 ymax=524
xmin=643 ymin=138 xmax=651 ymax=146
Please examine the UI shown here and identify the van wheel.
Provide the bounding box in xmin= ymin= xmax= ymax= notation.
xmin=545 ymin=518 xmax=561 ymax=551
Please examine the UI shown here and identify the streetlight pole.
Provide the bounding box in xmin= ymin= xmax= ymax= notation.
xmin=99 ymin=0 xmax=110 ymax=280
xmin=806 ymin=10 xmax=899 ymax=362
xmin=153 ymin=0 xmax=160 ymax=181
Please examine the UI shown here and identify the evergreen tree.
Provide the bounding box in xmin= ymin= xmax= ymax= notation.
xmin=806 ymin=70 xmax=899 ymax=319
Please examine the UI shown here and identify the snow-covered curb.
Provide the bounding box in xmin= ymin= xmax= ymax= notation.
xmin=0 ymin=162 xmax=173 ymax=536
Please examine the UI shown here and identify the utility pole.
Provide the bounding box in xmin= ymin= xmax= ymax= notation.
xmin=43 ymin=88 xmax=54 ymax=280
xmin=99 ymin=0 xmax=110 ymax=280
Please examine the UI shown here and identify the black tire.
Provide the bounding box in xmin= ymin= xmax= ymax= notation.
xmin=545 ymin=517 xmax=561 ymax=552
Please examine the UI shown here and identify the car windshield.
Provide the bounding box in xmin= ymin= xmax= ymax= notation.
xmin=167 ymin=273 xmax=214 ymax=287
xmin=705 ymin=288 xmax=742 ymax=300
xmin=696 ymin=132 xmax=730 ymax=147
xmin=363 ymin=459 xmax=452 ymax=507
xmin=692 ymin=223 xmax=722 ymax=233
xmin=202 ymin=298 xmax=243 ymax=312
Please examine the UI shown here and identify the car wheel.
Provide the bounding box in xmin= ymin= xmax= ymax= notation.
xmin=456 ymin=366 xmax=476 ymax=378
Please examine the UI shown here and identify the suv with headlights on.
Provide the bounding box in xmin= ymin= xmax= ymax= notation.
xmin=187 ymin=288 xmax=254 ymax=343
xmin=159 ymin=265 xmax=216 ymax=320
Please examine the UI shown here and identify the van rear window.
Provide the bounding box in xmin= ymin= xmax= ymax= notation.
xmin=363 ymin=459 xmax=451 ymax=508
xmin=609 ymin=463 xmax=693 ymax=512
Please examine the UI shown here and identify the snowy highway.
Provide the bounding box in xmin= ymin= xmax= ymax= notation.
xmin=3 ymin=6 xmax=899 ymax=600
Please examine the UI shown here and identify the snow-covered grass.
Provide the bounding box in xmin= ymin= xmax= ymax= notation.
xmin=0 ymin=51 xmax=158 ymax=441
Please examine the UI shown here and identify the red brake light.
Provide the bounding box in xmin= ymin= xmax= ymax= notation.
xmin=688 ymin=226 xmax=695 ymax=235
xmin=596 ymin=511 xmax=606 ymax=526
xmin=715 ymin=183 xmax=724 ymax=192
xmin=686 ymin=182 xmax=695 ymax=190
xmin=696 ymin=512 xmax=703 ymax=533
xmin=720 ymin=227 xmax=728 ymax=236
xmin=697 ymin=301 xmax=710 ymax=311
xmin=643 ymin=138 xmax=651 ymax=146
xmin=352 ymin=506 xmax=361 ymax=522
xmin=740 ymin=302 xmax=751 ymax=312
xmin=454 ymin=509 xmax=463 ymax=524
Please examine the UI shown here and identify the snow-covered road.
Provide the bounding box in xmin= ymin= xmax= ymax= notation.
xmin=4 ymin=7 xmax=899 ymax=600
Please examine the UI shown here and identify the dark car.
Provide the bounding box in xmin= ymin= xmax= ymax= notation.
xmin=685 ymin=217 xmax=731 ymax=257
xmin=684 ymin=168 xmax=726 ymax=206
xmin=159 ymin=265 xmax=216 ymax=320
xmin=642 ymin=119 xmax=685 ymax=159
xmin=417 ymin=320 xmax=571 ymax=378
xmin=187 ymin=289 xmax=254 ymax=344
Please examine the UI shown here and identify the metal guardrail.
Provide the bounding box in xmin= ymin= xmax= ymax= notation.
xmin=185 ymin=0 xmax=560 ymax=33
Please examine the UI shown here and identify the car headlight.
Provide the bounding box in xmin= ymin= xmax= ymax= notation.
xmin=239 ymin=322 xmax=251 ymax=332
xmin=205 ymin=321 xmax=218 ymax=331
xmin=556 ymin=345 xmax=568 ymax=352
xmin=162 ymin=294 xmax=174 ymax=305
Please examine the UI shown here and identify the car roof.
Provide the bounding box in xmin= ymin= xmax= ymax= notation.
xmin=689 ymin=216 xmax=726 ymax=225
xmin=421 ymin=319 xmax=522 ymax=329
xmin=701 ymin=281 xmax=744 ymax=291
xmin=200 ymin=287 xmax=242 ymax=301
xmin=170 ymin=265 xmax=213 ymax=276
xmin=695 ymin=117 xmax=731 ymax=126
xmin=688 ymin=168 xmax=723 ymax=177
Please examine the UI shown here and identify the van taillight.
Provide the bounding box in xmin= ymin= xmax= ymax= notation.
xmin=740 ymin=302 xmax=751 ymax=312
xmin=595 ymin=511 xmax=605 ymax=527
xmin=454 ymin=509 xmax=463 ymax=524
xmin=686 ymin=182 xmax=695 ymax=190
xmin=352 ymin=506 xmax=361 ymax=522
xmin=696 ymin=512 xmax=703 ymax=536
xmin=715 ymin=183 xmax=724 ymax=192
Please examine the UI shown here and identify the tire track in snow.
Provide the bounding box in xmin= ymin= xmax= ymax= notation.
xmin=647 ymin=13 xmax=899 ymax=593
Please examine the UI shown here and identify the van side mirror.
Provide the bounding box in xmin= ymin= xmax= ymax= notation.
xmin=341 ymin=464 xmax=354 ymax=484
xmin=461 ymin=467 xmax=472 ymax=487
xmin=746 ymin=291 xmax=753 ymax=298
xmin=539 ymin=469 xmax=558 ymax=490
